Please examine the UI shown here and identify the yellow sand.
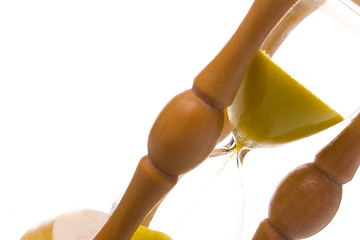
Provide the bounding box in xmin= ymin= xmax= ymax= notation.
xmin=21 ymin=209 xmax=172 ymax=240
xmin=131 ymin=225 xmax=172 ymax=240
xmin=228 ymin=50 xmax=343 ymax=147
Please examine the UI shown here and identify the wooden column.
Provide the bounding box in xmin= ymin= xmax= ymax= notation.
xmin=94 ymin=0 xmax=299 ymax=239
xmin=253 ymin=112 xmax=360 ymax=240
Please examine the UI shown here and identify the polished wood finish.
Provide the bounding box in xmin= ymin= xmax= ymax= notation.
xmin=253 ymin=1 xmax=360 ymax=238
xmin=269 ymin=163 xmax=342 ymax=239
xmin=94 ymin=156 xmax=178 ymax=240
xmin=315 ymin=114 xmax=360 ymax=184
xmin=253 ymin=219 xmax=288 ymax=240
xmin=352 ymin=0 xmax=360 ymax=7
xmin=193 ymin=0 xmax=299 ymax=110
xmin=94 ymin=0 xmax=299 ymax=239
xmin=253 ymin=112 xmax=360 ymax=240
xmin=147 ymin=90 xmax=223 ymax=176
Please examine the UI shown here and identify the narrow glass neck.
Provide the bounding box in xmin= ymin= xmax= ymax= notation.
xmin=232 ymin=128 xmax=253 ymax=165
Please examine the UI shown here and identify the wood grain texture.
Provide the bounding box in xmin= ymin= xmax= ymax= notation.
xmin=148 ymin=90 xmax=224 ymax=176
xmin=254 ymin=113 xmax=360 ymax=240
xmin=193 ymin=0 xmax=299 ymax=109
xmin=253 ymin=219 xmax=288 ymax=240
xmin=315 ymin=114 xmax=360 ymax=184
xmin=94 ymin=156 xmax=177 ymax=240
xmin=269 ymin=163 xmax=342 ymax=239
xmin=95 ymin=0 xmax=300 ymax=239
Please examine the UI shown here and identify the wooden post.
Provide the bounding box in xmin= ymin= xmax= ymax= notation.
xmin=253 ymin=113 xmax=360 ymax=239
xmin=94 ymin=0 xmax=299 ymax=239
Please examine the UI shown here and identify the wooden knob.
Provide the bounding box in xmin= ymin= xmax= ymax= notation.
xmin=148 ymin=90 xmax=224 ymax=175
xmin=253 ymin=219 xmax=288 ymax=240
xmin=94 ymin=0 xmax=300 ymax=239
xmin=254 ymin=112 xmax=360 ymax=240
xmin=269 ymin=163 xmax=342 ymax=239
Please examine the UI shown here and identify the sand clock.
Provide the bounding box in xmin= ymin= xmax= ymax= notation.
xmin=97 ymin=0 xmax=360 ymax=239
xmin=20 ymin=0 xmax=360 ymax=239
xmin=106 ymin=1 xmax=360 ymax=239
xmin=214 ymin=0 xmax=360 ymax=162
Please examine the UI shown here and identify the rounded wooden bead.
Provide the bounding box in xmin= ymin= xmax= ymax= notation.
xmin=253 ymin=219 xmax=288 ymax=240
xmin=269 ymin=163 xmax=342 ymax=239
xmin=148 ymin=89 xmax=223 ymax=176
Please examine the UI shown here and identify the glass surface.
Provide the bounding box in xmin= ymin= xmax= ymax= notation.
xmin=222 ymin=0 xmax=360 ymax=163
xmin=148 ymin=150 xmax=244 ymax=240
xmin=7 ymin=0 xmax=360 ymax=239
xmin=110 ymin=1 xmax=360 ymax=239
xmin=109 ymin=1 xmax=360 ymax=239
xmin=228 ymin=50 xmax=344 ymax=149
xmin=211 ymin=1 xmax=360 ymax=238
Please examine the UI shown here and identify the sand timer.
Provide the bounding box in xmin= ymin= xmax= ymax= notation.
xmin=20 ymin=0 xmax=360 ymax=239
xmin=104 ymin=0 xmax=360 ymax=239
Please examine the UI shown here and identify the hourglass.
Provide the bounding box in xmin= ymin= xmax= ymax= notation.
xmin=91 ymin=0 xmax=360 ymax=239
xmin=214 ymin=0 xmax=360 ymax=160
xmin=20 ymin=0 xmax=360 ymax=239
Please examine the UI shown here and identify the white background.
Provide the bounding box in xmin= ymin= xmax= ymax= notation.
xmin=0 ymin=0 xmax=360 ymax=239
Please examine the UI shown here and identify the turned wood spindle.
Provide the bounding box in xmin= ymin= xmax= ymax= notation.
xmin=94 ymin=0 xmax=299 ymax=239
xmin=253 ymin=1 xmax=360 ymax=238
xmin=253 ymin=113 xmax=360 ymax=240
